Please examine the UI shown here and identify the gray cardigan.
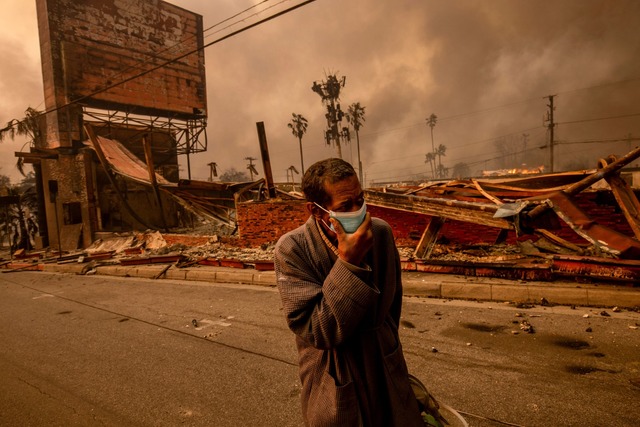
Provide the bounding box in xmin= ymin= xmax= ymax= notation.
xmin=275 ymin=216 xmax=423 ymax=427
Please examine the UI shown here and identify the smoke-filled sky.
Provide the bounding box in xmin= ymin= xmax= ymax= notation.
xmin=1 ymin=0 xmax=640 ymax=185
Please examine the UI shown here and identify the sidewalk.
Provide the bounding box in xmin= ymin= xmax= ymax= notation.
xmin=34 ymin=262 xmax=640 ymax=309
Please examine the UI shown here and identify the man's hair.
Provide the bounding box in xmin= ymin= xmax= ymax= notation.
xmin=301 ymin=158 xmax=357 ymax=205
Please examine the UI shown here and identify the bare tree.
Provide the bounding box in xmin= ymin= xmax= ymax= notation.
xmin=494 ymin=135 xmax=521 ymax=169
xmin=220 ymin=168 xmax=249 ymax=183
xmin=287 ymin=113 xmax=309 ymax=174
xmin=451 ymin=162 xmax=471 ymax=179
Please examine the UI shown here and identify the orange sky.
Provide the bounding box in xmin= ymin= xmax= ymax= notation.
xmin=1 ymin=0 xmax=640 ymax=185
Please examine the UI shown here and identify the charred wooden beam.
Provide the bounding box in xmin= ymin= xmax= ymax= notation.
xmin=551 ymin=255 xmax=640 ymax=283
xmin=547 ymin=192 xmax=640 ymax=259
xmin=527 ymin=145 xmax=640 ymax=220
xmin=471 ymin=179 xmax=503 ymax=205
xmin=604 ymin=173 xmax=640 ymax=240
xmin=364 ymin=189 xmax=513 ymax=229
xmin=142 ymin=135 xmax=168 ymax=231
xmin=84 ymin=124 xmax=155 ymax=230
xmin=234 ymin=179 xmax=267 ymax=203
xmin=534 ymin=228 xmax=584 ymax=254
xmin=414 ymin=217 xmax=445 ymax=259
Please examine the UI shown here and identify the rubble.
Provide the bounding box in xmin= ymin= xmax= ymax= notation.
xmin=5 ymin=149 xmax=640 ymax=287
xmin=519 ymin=320 xmax=535 ymax=334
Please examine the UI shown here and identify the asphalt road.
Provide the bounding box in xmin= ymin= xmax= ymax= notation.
xmin=0 ymin=272 xmax=638 ymax=426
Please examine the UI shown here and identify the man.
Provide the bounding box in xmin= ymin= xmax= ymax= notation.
xmin=274 ymin=158 xmax=424 ymax=426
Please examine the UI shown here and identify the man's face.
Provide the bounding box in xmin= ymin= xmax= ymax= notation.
xmin=323 ymin=175 xmax=364 ymax=213
xmin=312 ymin=175 xmax=364 ymax=227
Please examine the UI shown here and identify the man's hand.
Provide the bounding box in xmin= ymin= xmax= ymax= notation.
xmin=331 ymin=213 xmax=374 ymax=266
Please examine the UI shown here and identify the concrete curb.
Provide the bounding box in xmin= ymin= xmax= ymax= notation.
xmin=41 ymin=263 xmax=278 ymax=287
xmin=39 ymin=262 xmax=640 ymax=308
xmin=403 ymin=279 xmax=640 ymax=308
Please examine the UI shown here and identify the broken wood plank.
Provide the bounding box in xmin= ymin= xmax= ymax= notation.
xmin=414 ymin=217 xmax=445 ymax=260
xmin=364 ymin=189 xmax=512 ymax=229
xmin=142 ymin=135 xmax=168 ymax=231
xmin=176 ymin=257 xmax=207 ymax=269
xmin=526 ymin=145 xmax=640 ymax=220
xmin=471 ymin=179 xmax=503 ymax=205
xmin=547 ymin=192 xmax=640 ymax=259
xmin=551 ymin=255 xmax=640 ymax=283
xmin=533 ymin=236 xmax=578 ymax=255
xmin=494 ymin=229 xmax=509 ymax=245
xmin=604 ymin=173 xmax=640 ymax=240
xmin=535 ymin=228 xmax=584 ymax=254
xmin=1 ymin=263 xmax=41 ymax=273
xmin=153 ymin=263 xmax=174 ymax=279
xmin=121 ymin=255 xmax=182 ymax=268
xmin=84 ymin=124 xmax=155 ymax=230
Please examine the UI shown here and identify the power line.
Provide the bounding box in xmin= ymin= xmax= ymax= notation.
xmin=361 ymin=75 xmax=640 ymax=140
xmin=69 ymin=0 xmax=316 ymax=112
xmin=556 ymin=137 xmax=640 ymax=145
xmin=450 ymin=126 xmax=544 ymax=151
xmin=556 ymin=75 xmax=640 ymax=96
xmin=437 ymin=97 xmax=541 ymax=123
xmin=361 ymin=98 xmax=543 ymax=139
xmin=203 ymin=0 xmax=291 ymax=41
xmin=557 ymin=112 xmax=640 ymax=126
xmin=101 ymin=0 xmax=274 ymax=85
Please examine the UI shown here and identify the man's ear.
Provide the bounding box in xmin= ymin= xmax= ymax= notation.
xmin=306 ymin=202 xmax=319 ymax=218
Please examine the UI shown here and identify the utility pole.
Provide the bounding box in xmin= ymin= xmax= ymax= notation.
xmin=311 ymin=73 xmax=349 ymax=159
xmin=522 ymin=133 xmax=529 ymax=166
xmin=245 ymin=156 xmax=258 ymax=181
xmin=545 ymin=95 xmax=556 ymax=173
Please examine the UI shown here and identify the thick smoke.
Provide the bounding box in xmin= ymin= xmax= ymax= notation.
xmin=1 ymin=0 xmax=639 ymax=184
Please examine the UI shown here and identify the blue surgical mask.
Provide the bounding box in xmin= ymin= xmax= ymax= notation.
xmin=314 ymin=201 xmax=367 ymax=234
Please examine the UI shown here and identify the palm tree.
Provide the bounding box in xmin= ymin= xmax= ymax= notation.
xmin=287 ymin=113 xmax=309 ymax=174
xmin=346 ymin=103 xmax=366 ymax=184
xmin=435 ymin=144 xmax=447 ymax=178
xmin=0 ymin=174 xmax=39 ymax=250
xmin=0 ymin=107 xmax=43 ymax=176
xmin=0 ymin=108 xmax=45 ymax=249
xmin=436 ymin=163 xmax=449 ymax=180
xmin=424 ymin=152 xmax=436 ymax=179
xmin=426 ymin=113 xmax=437 ymax=154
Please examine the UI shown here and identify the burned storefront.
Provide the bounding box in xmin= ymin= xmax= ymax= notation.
xmin=20 ymin=0 xmax=208 ymax=250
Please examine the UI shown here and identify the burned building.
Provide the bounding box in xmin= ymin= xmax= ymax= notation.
xmin=20 ymin=0 xmax=208 ymax=250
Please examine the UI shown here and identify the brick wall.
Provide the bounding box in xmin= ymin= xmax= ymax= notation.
xmin=237 ymin=199 xmax=309 ymax=247
xmin=235 ymin=191 xmax=634 ymax=248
